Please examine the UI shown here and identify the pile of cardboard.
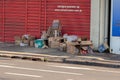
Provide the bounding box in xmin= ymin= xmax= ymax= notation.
xmin=14 ymin=19 xmax=94 ymax=55
xmin=46 ymin=19 xmax=93 ymax=54
xmin=66 ymin=41 xmax=80 ymax=54
xmin=48 ymin=37 xmax=64 ymax=48
xmin=80 ymin=40 xmax=93 ymax=54
xmin=59 ymin=43 xmax=67 ymax=51
xmin=14 ymin=35 xmax=35 ymax=47
xmin=47 ymin=35 xmax=93 ymax=54
xmin=64 ymin=39 xmax=93 ymax=54
xmin=47 ymin=19 xmax=64 ymax=48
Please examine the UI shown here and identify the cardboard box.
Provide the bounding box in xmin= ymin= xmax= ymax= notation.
xmin=28 ymin=36 xmax=35 ymax=40
xmin=67 ymin=45 xmax=79 ymax=54
xmin=48 ymin=37 xmax=64 ymax=48
xmin=49 ymin=41 xmax=60 ymax=48
xmin=48 ymin=37 xmax=63 ymax=42
xmin=66 ymin=41 xmax=79 ymax=46
xmin=81 ymin=41 xmax=93 ymax=46
xmin=23 ymin=40 xmax=29 ymax=45
xmin=14 ymin=36 xmax=21 ymax=45
xmin=48 ymin=37 xmax=65 ymax=48
xmin=77 ymin=37 xmax=82 ymax=43
xmin=66 ymin=42 xmax=80 ymax=54
xmin=30 ymin=40 xmax=34 ymax=47
xmin=15 ymin=40 xmax=21 ymax=45
xmin=59 ymin=43 xmax=67 ymax=51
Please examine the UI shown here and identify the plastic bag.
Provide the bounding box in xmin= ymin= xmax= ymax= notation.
xmin=67 ymin=35 xmax=78 ymax=42
xmin=34 ymin=39 xmax=44 ymax=48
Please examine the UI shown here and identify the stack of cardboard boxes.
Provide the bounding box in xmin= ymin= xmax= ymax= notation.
xmin=47 ymin=33 xmax=93 ymax=54
xmin=66 ymin=40 xmax=93 ymax=54
xmin=14 ymin=36 xmax=21 ymax=45
xmin=14 ymin=35 xmax=35 ymax=47
xmin=59 ymin=43 xmax=67 ymax=52
xmin=47 ymin=19 xmax=63 ymax=48
xmin=48 ymin=37 xmax=64 ymax=48
xmin=66 ymin=41 xmax=80 ymax=54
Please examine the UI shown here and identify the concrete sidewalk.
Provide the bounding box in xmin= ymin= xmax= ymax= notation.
xmin=0 ymin=42 xmax=120 ymax=68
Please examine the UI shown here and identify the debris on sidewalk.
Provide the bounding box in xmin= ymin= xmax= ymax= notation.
xmin=98 ymin=42 xmax=109 ymax=53
xmin=14 ymin=36 xmax=21 ymax=46
xmin=41 ymin=31 xmax=48 ymax=40
xmin=59 ymin=43 xmax=67 ymax=52
xmin=66 ymin=41 xmax=80 ymax=54
xmin=47 ymin=19 xmax=62 ymax=37
xmin=14 ymin=19 xmax=94 ymax=55
xmin=48 ymin=37 xmax=64 ymax=48
xmin=14 ymin=34 xmax=35 ymax=47
xmin=34 ymin=39 xmax=44 ymax=48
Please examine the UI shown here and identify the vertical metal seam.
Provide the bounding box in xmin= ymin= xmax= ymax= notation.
xmin=89 ymin=0 xmax=91 ymax=39
xmin=44 ymin=0 xmax=47 ymax=30
xmin=3 ymin=0 xmax=5 ymax=42
xmin=104 ymin=0 xmax=107 ymax=42
xmin=25 ymin=0 xmax=28 ymax=34
xmin=98 ymin=0 xmax=101 ymax=45
xmin=39 ymin=0 xmax=41 ymax=36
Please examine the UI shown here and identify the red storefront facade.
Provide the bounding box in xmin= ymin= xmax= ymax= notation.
xmin=0 ymin=0 xmax=91 ymax=42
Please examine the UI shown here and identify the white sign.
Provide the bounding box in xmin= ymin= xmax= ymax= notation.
xmin=54 ymin=5 xmax=82 ymax=12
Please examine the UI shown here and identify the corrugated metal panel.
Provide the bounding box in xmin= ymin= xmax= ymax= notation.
xmin=41 ymin=0 xmax=91 ymax=39
xmin=0 ymin=0 xmax=4 ymax=42
xmin=1 ymin=0 xmax=42 ymax=42
xmin=26 ymin=0 xmax=41 ymax=38
xmin=0 ymin=0 xmax=90 ymax=42
xmin=4 ymin=0 xmax=26 ymax=42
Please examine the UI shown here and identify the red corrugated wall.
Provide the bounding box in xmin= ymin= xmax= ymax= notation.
xmin=4 ymin=0 xmax=26 ymax=42
xmin=0 ymin=0 xmax=4 ymax=42
xmin=0 ymin=0 xmax=90 ymax=42
xmin=26 ymin=0 xmax=41 ymax=38
xmin=42 ymin=0 xmax=91 ymax=38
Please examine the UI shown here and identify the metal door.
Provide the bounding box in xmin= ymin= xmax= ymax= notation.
xmin=0 ymin=0 xmax=41 ymax=42
xmin=41 ymin=0 xmax=91 ymax=39
xmin=26 ymin=0 xmax=41 ymax=38
xmin=110 ymin=0 xmax=120 ymax=54
xmin=4 ymin=0 xmax=26 ymax=42
xmin=0 ymin=0 xmax=90 ymax=42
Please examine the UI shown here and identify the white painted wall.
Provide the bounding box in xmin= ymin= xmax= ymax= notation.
xmin=91 ymin=0 xmax=109 ymax=49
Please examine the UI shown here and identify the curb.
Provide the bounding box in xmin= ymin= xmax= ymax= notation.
xmin=0 ymin=50 xmax=120 ymax=68
xmin=0 ymin=51 xmax=67 ymax=62
xmin=63 ymin=59 xmax=120 ymax=68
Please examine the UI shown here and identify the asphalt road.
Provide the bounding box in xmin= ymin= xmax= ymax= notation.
xmin=0 ymin=57 xmax=120 ymax=80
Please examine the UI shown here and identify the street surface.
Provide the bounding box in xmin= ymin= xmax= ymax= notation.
xmin=0 ymin=57 xmax=120 ymax=80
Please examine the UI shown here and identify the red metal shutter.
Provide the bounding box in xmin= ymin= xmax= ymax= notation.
xmin=26 ymin=0 xmax=41 ymax=38
xmin=4 ymin=0 xmax=26 ymax=42
xmin=0 ymin=0 xmax=4 ymax=42
xmin=41 ymin=0 xmax=91 ymax=39
xmin=1 ymin=0 xmax=42 ymax=42
xmin=0 ymin=0 xmax=90 ymax=42
xmin=40 ymin=0 xmax=47 ymax=31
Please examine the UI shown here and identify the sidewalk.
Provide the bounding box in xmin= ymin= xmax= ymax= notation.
xmin=0 ymin=42 xmax=120 ymax=68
